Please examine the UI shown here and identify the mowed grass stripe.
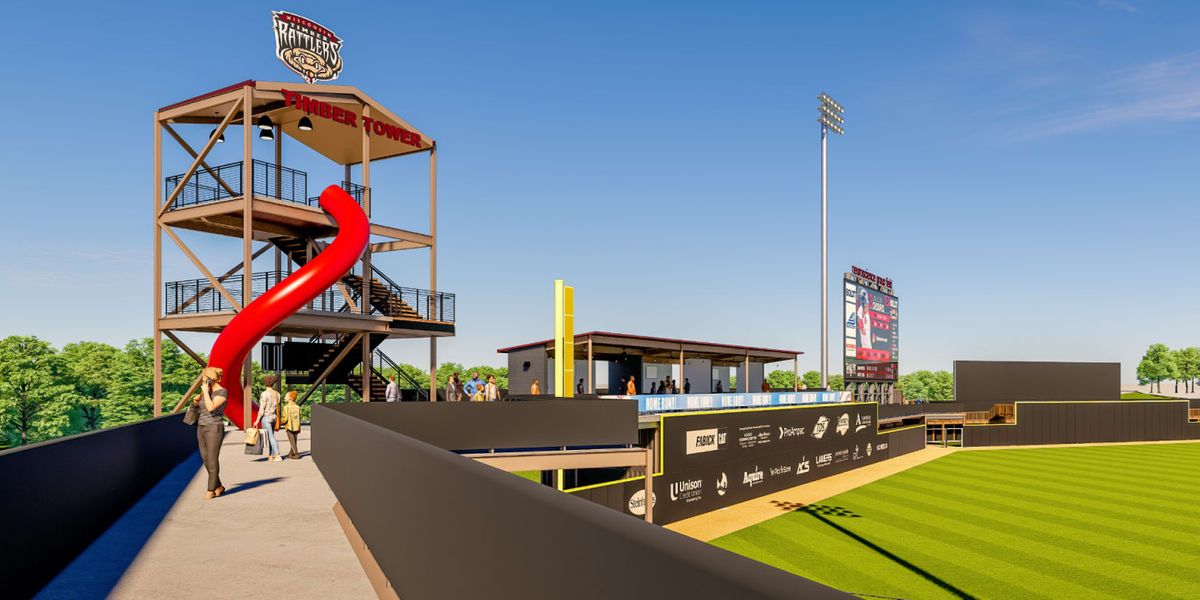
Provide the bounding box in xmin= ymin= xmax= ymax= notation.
xmin=901 ymin=461 xmax=1200 ymax=548
xmin=969 ymin=446 xmax=1200 ymax=484
xmin=712 ymin=443 xmax=1200 ymax=599
xmin=869 ymin=472 xmax=1200 ymax=578
xmin=918 ymin=455 xmax=1200 ymax=521
xmin=840 ymin=485 xmax=1167 ymax=599
xmin=855 ymin=480 xmax=1200 ymax=592
xmin=723 ymin=501 xmax=1056 ymax=600
xmin=914 ymin=460 xmax=1200 ymax=540
xmin=718 ymin=515 xmax=940 ymax=599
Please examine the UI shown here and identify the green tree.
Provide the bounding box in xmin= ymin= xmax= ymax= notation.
xmin=436 ymin=362 xmax=466 ymax=389
xmin=801 ymin=370 xmax=821 ymax=389
xmin=0 ymin=336 xmax=74 ymax=445
xmin=829 ymin=374 xmax=845 ymax=391
xmin=1170 ymin=347 xmax=1199 ymax=395
xmin=1138 ymin=343 xmax=1174 ymax=394
xmin=60 ymin=341 xmax=122 ymax=432
xmin=897 ymin=370 xmax=954 ymax=402
xmin=1180 ymin=347 xmax=1200 ymax=394
xmin=107 ymin=338 xmax=197 ymax=426
xmin=766 ymin=370 xmax=796 ymax=390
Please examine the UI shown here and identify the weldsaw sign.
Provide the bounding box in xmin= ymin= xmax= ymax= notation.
xmin=272 ymin=11 xmax=343 ymax=83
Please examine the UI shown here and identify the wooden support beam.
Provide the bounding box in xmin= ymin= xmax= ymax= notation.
xmin=153 ymin=115 xmax=163 ymax=418
xmin=171 ymin=374 xmax=204 ymax=414
xmin=161 ymin=123 xmax=238 ymax=197
xmin=162 ymin=225 xmax=242 ymax=311
xmin=159 ymin=99 xmax=241 ymax=217
xmin=171 ymin=244 xmax=270 ymax=314
xmin=242 ymin=85 xmax=254 ymax=431
xmin=162 ymin=330 xmax=206 ymax=367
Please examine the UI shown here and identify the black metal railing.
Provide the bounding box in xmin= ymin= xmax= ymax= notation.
xmin=369 ymin=265 xmax=456 ymax=322
xmin=164 ymin=160 xmax=309 ymax=210
xmin=164 ymin=271 xmax=454 ymax=323
xmin=307 ymin=181 xmax=367 ymax=207
xmin=373 ymin=348 xmax=428 ymax=400
xmin=164 ymin=272 xmax=352 ymax=315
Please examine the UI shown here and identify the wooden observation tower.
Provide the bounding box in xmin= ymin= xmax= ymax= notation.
xmin=151 ymin=80 xmax=452 ymax=427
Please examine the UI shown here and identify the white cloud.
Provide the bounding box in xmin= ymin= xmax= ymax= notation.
xmin=1027 ymin=52 xmax=1200 ymax=136
xmin=1096 ymin=0 xmax=1139 ymax=14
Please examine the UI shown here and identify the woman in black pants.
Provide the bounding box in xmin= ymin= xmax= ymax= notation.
xmin=196 ymin=366 xmax=229 ymax=500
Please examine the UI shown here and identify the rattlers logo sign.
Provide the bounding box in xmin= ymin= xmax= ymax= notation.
xmin=272 ymin=11 xmax=343 ymax=83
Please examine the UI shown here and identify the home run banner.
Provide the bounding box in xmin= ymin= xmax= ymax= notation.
xmin=568 ymin=402 xmax=924 ymax=524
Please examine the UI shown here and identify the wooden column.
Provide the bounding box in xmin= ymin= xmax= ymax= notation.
xmin=586 ymin=337 xmax=593 ymax=394
xmin=360 ymin=105 xmax=372 ymax=400
xmin=743 ymin=351 xmax=750 ymax=393
xmin=241 ymin=85 xmax=254 ymax=429
xmin=793 ymin=357 xmax=799 ymax=392
xmin=428 ymin=145 xmax=438 ymax=399
xmin=152 ymin=114 xmax=163 ymax=417
xmin=679 ymin=344 xmax=685 ymax=394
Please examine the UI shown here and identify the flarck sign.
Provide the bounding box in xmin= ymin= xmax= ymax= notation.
xmin=272 ymin=11 xmax=343 ymax=83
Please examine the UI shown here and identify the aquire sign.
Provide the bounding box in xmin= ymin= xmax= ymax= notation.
xmin=280 ymin=89 xmax=423 ymax=148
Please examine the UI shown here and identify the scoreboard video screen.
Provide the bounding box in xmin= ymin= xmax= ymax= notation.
xmin=843 ymin=275 xmax=899 ymax=381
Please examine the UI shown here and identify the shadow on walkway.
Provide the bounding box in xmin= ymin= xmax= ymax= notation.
xmin=35 ymin=452 xmax=202 ymax=600
xmin=220 ymin=477 xmax=285 ymax=496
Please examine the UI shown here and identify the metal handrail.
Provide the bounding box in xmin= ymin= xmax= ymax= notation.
xmin=307 ymin=181 xmax=367 ymax=207
xmin=374 ymin=348 xmax=428 ymax=401
xmin=164 ymin=160 xmax=308 ymax=210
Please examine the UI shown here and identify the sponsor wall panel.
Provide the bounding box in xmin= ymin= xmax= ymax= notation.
xmin=568 ymin=403 xmax=925 ymax=525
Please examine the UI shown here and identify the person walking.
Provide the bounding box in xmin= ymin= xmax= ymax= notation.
xmin=715 ymin=380 xmax=724 ymax=393
xmin=385 ymin=375 xmax=399 ymax=402
xmin=761 ymin=380 xmax=771 ymax=393
xmin=256 ymin=374 xmax=282 ymax=462
xmin=626 ymin=376 xmax=637 ymax=395
xmin=684 ymin=378 xmax=691 ymax=394
xmin=445 ymin=373 xmax=458 ymax=402
xmin=650 ymin=381 xmax=658 ymax=395
xmin=195 ymin=366 xmax=228 ymax=499
xmin=530 ymin=378 xmax=541 ymax=394
xmin=280 ymin=390 xmax=302 ymax=459
xmin=486 ymin=375 xmax=501 ymax=401
xmin=577 ymin=378 xmax=585 ymax=395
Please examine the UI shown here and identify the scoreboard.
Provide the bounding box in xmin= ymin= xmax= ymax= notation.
xmin=843 ymin=270 xmax=899 ymax=382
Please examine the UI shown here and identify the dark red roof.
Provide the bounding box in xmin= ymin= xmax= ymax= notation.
xmin=159 ymin=80 xmax=257 ymax=112
xmin=496 ymin=331 xmax=801 ymax=357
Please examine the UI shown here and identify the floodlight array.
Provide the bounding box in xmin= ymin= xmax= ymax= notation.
xmin=817 ymin=92 xmax=845 ymax=135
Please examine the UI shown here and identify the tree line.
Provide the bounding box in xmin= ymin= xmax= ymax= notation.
xmin=0 ymin=335 xmax=507 ymax=448
xmin=1136 ymin=343 xmax=1200 ymax=394
xmin=764 ymin=368 xmax=954 ymax=402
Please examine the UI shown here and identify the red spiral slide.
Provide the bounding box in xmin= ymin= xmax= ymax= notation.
xmin=207 ymin=185 xmax=369 ymax=430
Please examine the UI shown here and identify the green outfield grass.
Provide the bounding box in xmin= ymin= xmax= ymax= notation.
xmin=1120 ymin=392 xmax=1173 ymax=399
xmin=712 ymin=443 xmax=1200 ymax=599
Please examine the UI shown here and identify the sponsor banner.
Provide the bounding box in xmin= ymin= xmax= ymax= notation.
xmin=597 ymin=402 xmax=925 ymax=524
xmin=627 ymin=391 xmax=849 ymax=414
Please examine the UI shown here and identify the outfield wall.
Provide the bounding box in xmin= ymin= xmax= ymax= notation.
xmin=954 ymin=361 xmax=1120 ymax=409
xmin=964 ymin=400 xmax=1200 ymax=447
xmin=569 ymin=402 xmax=926 ymax=525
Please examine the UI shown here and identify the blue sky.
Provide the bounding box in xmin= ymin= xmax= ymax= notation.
xmin=0 ymin=1 xmax=1196 ymax=381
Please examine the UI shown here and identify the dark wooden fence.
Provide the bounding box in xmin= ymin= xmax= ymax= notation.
xmin=312 ymin=403 xmax=849 ymax=599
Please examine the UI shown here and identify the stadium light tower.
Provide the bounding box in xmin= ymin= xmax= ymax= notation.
xmin=818 ymin=92 xmax=844 ymax=389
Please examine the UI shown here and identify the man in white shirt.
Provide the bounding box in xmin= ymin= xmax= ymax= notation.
xmin=385 ymin=375 xmax=399 ymax=402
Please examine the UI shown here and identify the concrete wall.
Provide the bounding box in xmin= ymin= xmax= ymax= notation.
xmin=738 ymin=362 xmax=765 ymax=392
xmin=684 ymin=358 xmax=712 ymax=393
xmin=506 ymin=347 xmax=546 ymax=396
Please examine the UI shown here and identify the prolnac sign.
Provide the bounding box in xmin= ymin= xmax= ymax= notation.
xmin=272 ymin=11 xmax=343 ymax=83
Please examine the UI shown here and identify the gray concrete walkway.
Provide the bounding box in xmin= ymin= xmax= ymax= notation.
xmin=39 ymin=427 xmax=374 ymax=599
